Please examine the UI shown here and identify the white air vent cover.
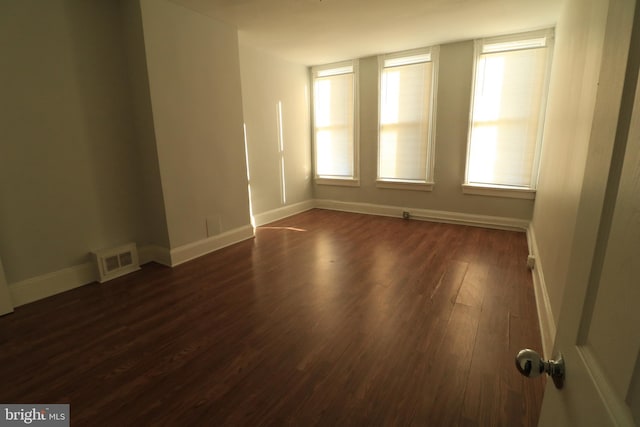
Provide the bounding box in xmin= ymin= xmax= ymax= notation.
xmin=92 ymin=242 xmax=140 ymax=283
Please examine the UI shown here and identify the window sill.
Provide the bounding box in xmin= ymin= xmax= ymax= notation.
xmin=462 ymin=183 xmax=536 ymax=200
xmin=315 ymin=177 xmax=360 ymax=187
xmin=377 ymin=180 xmax=434 ymax=192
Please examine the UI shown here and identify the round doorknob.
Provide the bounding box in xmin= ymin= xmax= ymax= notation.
xmin=515 ymin=348 xmax=565 ymax=389
xmin=515 ymin=348 xmax=545 ymax=377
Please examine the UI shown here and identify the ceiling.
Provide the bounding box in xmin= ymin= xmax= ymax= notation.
xmin=170 ymin=0 xmax=564 ymax=66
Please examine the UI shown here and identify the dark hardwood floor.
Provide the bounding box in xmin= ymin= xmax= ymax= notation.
xmin=0 ymin=209 xmax=545 ymax=426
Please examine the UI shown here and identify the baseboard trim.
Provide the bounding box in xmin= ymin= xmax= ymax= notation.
xmin=526 ymin=224 xmax=556 ymax=359
xmin=5 ymin=203 xmax=537 ymax=309
xmin=9 ymin=262 xmax=98 ymax=307
xmin=253 ymin=200 xmax=316 ymax=227
xmin=314 ymin=199 xmax=529 ymax=231
xmin=138 ymin=244 xmax=172 ymax=267
xmin=169 ymin=225 xmax=255 ymax=267
xmin=6 ymin=234 xmax=246 ymax=308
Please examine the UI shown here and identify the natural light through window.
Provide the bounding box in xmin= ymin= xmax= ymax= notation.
xmin=312 ymin=61 xmax=357 ymax=183
xmin=380 ymin=71 xmax=400 ymax=178
xmin=467 ymin=56 xmax=504 ymax=184
xmin=276 ymin=101 xmax=286 ymax=205
xmin=465 ymin=29 xmax=553 ymax=194
xmin=242 ymin=122 xmax=255 ymax=229
xmin=378 ymin=48 xmax=437 ymax=189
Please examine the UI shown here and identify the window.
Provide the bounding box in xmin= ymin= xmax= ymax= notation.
xmin=312 ymin=61 xmax=358 ymax=185
xmin=465 ymin=29 xmax=553 ymax=198
xmin=378 ymin=48 xmax=438 ymax=190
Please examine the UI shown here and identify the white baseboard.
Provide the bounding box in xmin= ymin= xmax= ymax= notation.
xmin=169 ymin=225 xmax=255 ymax=267
xmin=9 ymin=262 xmax=98 ymax=307
xmin=526 ymin=224 xmax=556 ymax=359
xmin=138 ymin=244 xmax=172 ymax=267
xmin=314 ymin=199 xmax=400 ymax=218
xmin=8 ymin=243 xmax=171 ymax=308
xmin=7 ymin=225 xmax=253 ymax=306
xmin=5 ymin=202 xmax=538 ymax=311
xmin=252 ymin=200 xmax=316 ymax=227
xmin=314 ymin=199 xmax=529 ymax=231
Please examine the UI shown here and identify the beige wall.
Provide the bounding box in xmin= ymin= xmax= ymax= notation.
xmin=531 ymin=0 xmax=612 ymax=325
xmin=239 ymin=44 xmax=312 ymax=218
xmin=0 ymin=0 xmax=251 ymax=293
xmin=0 ymin=258 xmax=13 ymax=315
xmin=121 ymin=0 xmax=170 ymax=249
xmin=0 ymin=0 xmax=148 ymax=283
xmin=139 ymin=0 xmax=251 ymax=248
xmin=313 ymin=42 xmax=535 ymax=220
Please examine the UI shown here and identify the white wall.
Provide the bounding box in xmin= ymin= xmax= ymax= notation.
xmin=0 ymin=0 xmax=148 ymax=284
xmin=313 ymin=42 xmax=535 ymax=220
xmin=239 ymin=44 xmax=312 ymax=219
xmin=121 ymin=0 xmax=171 ymax=250
xmin=139 ymin=0 xmax=252 ymax=249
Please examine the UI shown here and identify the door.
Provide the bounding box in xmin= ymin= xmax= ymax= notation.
xmin=0 ymin=257 xmax=13 ymax=316
xmin=538 ymin=0 xmax=640 ymax=424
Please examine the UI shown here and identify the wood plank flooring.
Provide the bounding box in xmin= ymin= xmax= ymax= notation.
xmin=0 ymin=209 xmax=545 ymax=426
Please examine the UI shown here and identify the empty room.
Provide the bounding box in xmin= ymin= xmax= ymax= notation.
xmin=1 ymin=0 xmax=639 ymax=425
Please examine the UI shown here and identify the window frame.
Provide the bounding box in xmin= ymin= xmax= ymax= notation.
xmin=376 ymin=47 xmax=439 ymax=191
xmin=311 ymin=60 xmax=360 ymax=186
xmin=463 ymin=29 xmax=554 ymax=199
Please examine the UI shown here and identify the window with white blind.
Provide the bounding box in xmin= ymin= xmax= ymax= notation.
xmin=312 ymin=61 xmax=358 ymax=184
xmin=378 ymin=48 xmax=438 ymax=190
xmin=464 ymin=29 xmax=553 ymax=198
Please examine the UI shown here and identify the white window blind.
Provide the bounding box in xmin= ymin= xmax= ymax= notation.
xmin=312 ymin=61 xmax=357 ymax=180
xmin=379 ymin=48 xmax=437 ymax=183
xmin=466 ymin=30 xmax=553 ymax=189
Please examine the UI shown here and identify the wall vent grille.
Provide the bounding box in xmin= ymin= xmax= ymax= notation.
xmin=92 ymin=243 xmax=140 ymax=283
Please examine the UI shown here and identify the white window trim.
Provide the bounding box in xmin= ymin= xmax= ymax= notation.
xmin=376 ymin=46 xmax=439 ymax=190
xmin=464 ymin=28 xmax=554 ymax=197
xmin=316 ymin=177 xmax=360 ymax=187
xmin=311 ymin=59 xmax=360 ymax=186
xmin=461 ymin=183 xmax=536 ymax=200
xmin=480 ymin=29 xmax=552 ymax=54
xmin=377 ymin=180 xmax=434 ymax=192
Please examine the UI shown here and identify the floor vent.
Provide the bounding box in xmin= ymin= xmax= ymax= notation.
xmin=92 ymin=243 xmax=140 ymax=283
